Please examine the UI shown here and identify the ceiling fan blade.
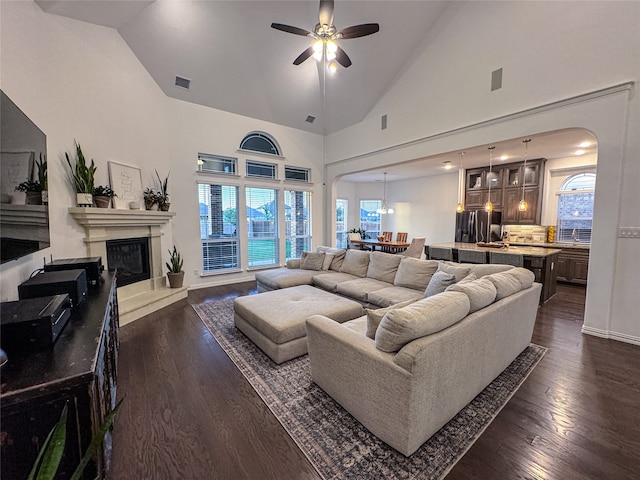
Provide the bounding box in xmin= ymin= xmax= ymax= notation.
xmin=335 ymin=46 xmax=352 ymax=68
xmin=319 ymin=0 xmax=334 ymax=26
xmin=271 ymin=23 xmax=312 ymax=37
xmin=337 ymin=23 xmax=380 ymax=39
xmin=293 ymin=46 xmax=315 ymax=65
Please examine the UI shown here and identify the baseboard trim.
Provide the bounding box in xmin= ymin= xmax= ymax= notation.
xmin=581 ymin=325 xmax=640 ymax=346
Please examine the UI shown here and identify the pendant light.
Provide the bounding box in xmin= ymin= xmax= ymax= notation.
xmin=484 ymin=146 xmax=495 ymax=212
xmin=456 ymin=151 xmax=465 ymax=213
xmin=376 ymin=172 xmax=394 ymax=214
xmin=519 ymin=139 xmax=531 ymax=212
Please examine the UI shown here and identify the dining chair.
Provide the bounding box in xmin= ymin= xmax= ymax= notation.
xmin=347 ymin=232 xmax=362 ymax=249
xmin=399 ymin=237 xmax=425 ymax=258
xmin=428 ymin=246 xmax=453 ymax=261
xmin=489 ymin=251 xmax=524 ymax=267
xmin=382 ymin=231 xmax=393 ymax=242
xmin=396 ymin=232 xmax=408 ymax=243
xmin=457 ymin=249 xmax=488 ymax=264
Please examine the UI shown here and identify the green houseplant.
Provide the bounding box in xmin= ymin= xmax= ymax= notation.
xmin=166 ymin=245 xmax=184 ymax=288
xmin=143 ymin=187 xmax=160 ymax=210
xmin=65 ymin=141 xmax=96 ymax=206
xmin=92 ymin=185 xmax=117 ymax=208
xmin=155 ymin=170 xmax=170 ymax=211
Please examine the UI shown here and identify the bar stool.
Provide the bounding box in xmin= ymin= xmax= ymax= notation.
xmin=458 ymin=249 xmax=488 ymax=264
xmin=489 ymin=251 xmax=524 ymax=267
xmin=428 ymin=246 xmax=453 ymax=261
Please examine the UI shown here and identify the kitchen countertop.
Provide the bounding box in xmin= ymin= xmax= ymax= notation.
xmin=431 ymin=242 xmax=562 ymax=257
xmin=509 ymin=241 xmax=590 ymax=251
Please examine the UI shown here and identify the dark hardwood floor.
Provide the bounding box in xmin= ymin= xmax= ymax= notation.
xmin=110 ymin=282 xmax=640 ymax=479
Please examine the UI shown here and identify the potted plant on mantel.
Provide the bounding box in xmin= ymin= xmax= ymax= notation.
xmin=15 ymin=179 xmax=43 ymax=205
xmin=155 ymin=170 xmax=170 ymax=211
xmin=92 ymin=185 xmax=117 ymax=208
xmin=143 ymin=187 xmax=160 ymax=210
xmin=166 ymin=245 xmax=184 ymax=288
xmin=65 ymin=141 xmax=96 ymax=207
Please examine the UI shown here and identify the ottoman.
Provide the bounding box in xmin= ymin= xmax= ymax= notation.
xmin=234 ymin=285 xmax=364 ymax=364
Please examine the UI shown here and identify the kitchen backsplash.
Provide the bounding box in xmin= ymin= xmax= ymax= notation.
xmin=502 ymin=225 xmax=548 ymax=244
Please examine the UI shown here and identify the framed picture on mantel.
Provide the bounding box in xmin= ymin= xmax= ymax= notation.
xmin=108 ymin=161 xmax=144 ymax=209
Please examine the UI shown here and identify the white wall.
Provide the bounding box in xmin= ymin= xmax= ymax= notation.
xmin=325 ymin=1 xmax=640 ymax=344
xmin=0 ymin=1 xmax=323 ymax=300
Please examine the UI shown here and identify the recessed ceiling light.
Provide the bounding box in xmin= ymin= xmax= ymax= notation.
xmin=575 ymin=149 xmax=586 ymax=155
xmin=443 ymin=161 xmax=452 ymax=170
xmin=579 ymin=141 xmax=592 ymax=148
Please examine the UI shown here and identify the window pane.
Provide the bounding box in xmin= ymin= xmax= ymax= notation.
xmin=360 ymin=200 xmax=382 ymax=238
xmin=557 ymin=191 xmax=594 ymax=243
xmin=246 ymin=161 xmax=276 ymax=179
xmin=198 ymin=153 xmax=236 ymax=175
xmin=284 ymin=166 xmax=310 ymax=182
xmin=336 ymin=198 xmax=348 ymax=248
xmin=240 ymin=133 xmax=280 ymax=155
xmin=285 ymin=190 xmax=311 ymax=259
xmin=198 ymin=183 xmax=239 ymax=272
xmin=246 ymin=187 xmax=278 ymax=267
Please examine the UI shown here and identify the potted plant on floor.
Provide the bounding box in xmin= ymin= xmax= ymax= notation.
xmin=92 ymin=185 xmax=117 ymax=208
xmin=166 ymin=245 xmax=184 ymax=288
xmin=65 ymin=141 xmax=96 ymax=207
xmin=155 ymin=170 xmax=170 ymax=211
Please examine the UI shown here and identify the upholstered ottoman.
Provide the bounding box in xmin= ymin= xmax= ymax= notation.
xmin=234 ymin=285 xmax=364 ymax=364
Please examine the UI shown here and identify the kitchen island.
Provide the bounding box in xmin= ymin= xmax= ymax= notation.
xmin=426 ymin=242 xmax=561 ymax=302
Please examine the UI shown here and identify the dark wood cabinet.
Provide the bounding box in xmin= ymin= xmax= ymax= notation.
xmin=1 ymin=273 xmax=119 ymax=480
xmin=466 ymin=159 xmax=544 ymax=224
xmin=556 ymin=247 xmax=589 ymax=284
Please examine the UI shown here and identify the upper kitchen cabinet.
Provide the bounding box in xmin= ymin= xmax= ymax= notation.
xmin=465 ymin=167 xmax=504 ymax=209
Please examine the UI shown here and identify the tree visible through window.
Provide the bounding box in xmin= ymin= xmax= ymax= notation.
xmin=556 ymin=173 xmax=596 ymax=243
xmin=198 ymin=183 xmax=239 ymax=273
xmin=246 ymin=187 xmax=279 ymax=267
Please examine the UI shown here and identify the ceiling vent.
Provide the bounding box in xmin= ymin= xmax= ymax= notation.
xmin=305 ymin=115 xmax=316 ymax=124
xmin=175 ymin=75 xmax=191 ymax=90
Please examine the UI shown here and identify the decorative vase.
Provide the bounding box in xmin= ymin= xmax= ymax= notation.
xmin=77 ymin=193 xmax=93 ymax=207
xmin=160 ymin=203 xmax=170 ymax=212
xmin=167 ymin=271 xmax=184 ymax=288
xmin=41 ymin=190 xmax=48 ymax=205
xmin=145 ymin=200 xmax=158 ymax=211
xmin=94 ymin=196 xmax=111 ymax=208
xmin=26 ymin=191 xmax=43 ymax=205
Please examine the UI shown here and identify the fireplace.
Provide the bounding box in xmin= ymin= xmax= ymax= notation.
xmin=106 ymin=237 xmax=151 ymax=287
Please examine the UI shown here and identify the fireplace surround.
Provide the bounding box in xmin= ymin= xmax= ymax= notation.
xmin=69 ymin=207 xmax=187 ymax=324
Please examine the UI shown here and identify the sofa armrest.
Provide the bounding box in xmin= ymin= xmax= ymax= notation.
xmin=286 ymin=258 xmax=301 ymax=269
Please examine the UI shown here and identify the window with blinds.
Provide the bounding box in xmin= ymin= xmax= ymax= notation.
xmin=246 ymin=187 xmax=278 ymax=267
xmin=198 ymin=183 xmax=240 ymax=273
xmin=360 ymin=200 xmax=382 ymax=238
xmin=285 ymin=190 xmax=311 ymax=260
xmin=336 ymin=198 xmax=348 ymax=248
xmin=556 ymin=173 xmax=596 ymax=244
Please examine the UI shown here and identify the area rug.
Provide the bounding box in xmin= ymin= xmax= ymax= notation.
xmin=193 ymin=299 xmax=547 ymax=480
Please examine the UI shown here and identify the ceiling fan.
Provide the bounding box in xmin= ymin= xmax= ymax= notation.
xmin=271 ymin=0 xmax=379 ymax=70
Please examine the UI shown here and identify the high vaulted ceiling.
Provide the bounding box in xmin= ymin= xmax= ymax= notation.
xmin=36 ymin=0 xmax=449 ymax=135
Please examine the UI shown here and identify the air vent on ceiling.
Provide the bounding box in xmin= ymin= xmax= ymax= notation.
xmin=381 ymin=114 xmax=388 ymax=130
xmin=305 ymin=115 xmax=316 ymax=124
xmin=491 ymin=68 xmax=502 ymax=91
xmin=175 ymin=75 xmax=191 ymax=90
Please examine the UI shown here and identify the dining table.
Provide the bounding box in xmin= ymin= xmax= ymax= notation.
xmin=349 ymin=238 xmax=410 ymax=253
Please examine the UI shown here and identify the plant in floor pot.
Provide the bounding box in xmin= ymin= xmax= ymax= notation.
xmin=92 ymin=185 xmax=117 ymax=208
xmin=166 ymin=245 xmax=184 ymax=288
xmin=155 ymin=170 xmax=170 ymax=211
xmin=65 ymin=141 xmax=96 ymax=207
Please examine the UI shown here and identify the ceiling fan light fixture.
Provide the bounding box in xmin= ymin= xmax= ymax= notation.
xmin=327 ymin=61 xmax=338 ymax=74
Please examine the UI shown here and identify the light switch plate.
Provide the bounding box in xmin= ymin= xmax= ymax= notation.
xmin=618 ymin=227 xmax=640 ymax=238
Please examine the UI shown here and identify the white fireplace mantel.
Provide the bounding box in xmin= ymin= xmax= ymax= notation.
xmin=69 ymin=207 xmax=185 ymax=325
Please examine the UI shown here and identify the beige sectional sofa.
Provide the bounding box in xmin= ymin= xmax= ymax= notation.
xmin=306 ymin=267 xmax=542 ymax=456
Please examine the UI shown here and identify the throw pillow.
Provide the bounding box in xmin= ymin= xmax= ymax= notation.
xmin=365 ymin=299 xmax=416 ymax=339
xmin=508 ymin=267 xmax=536 ymax=289
xmin=436 ymin=262 xmax=471 ymax=283
xmin=300 ymin=251 xmax=325 ymax=271
xmin=393 ymin=258 xmax=439 ymax=291
xmin=375 ymin=291 xmax=471 ymax=352
xmin=458 ymin=272 xmax=477 ymax=284
xmin=424 ymin=271 xmax=456 ymax=298
xmin=446 ymin=277 xmax=497 ymax=313
xmin=321 ymin=253 xmax=335 ymax=271
xmin=316 ymin=246 xmax=347 ymax=271
xmin=339 ymin=249 xmax=370 ymax=277
xmin=366 ymin=251 xmax=402 ymax=283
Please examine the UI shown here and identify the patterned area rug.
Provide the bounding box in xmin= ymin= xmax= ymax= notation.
xmin=193 ymin=299 xmax=547 ymax=480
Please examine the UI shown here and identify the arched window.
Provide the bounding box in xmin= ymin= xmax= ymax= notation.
xmin=557 ymin=173 xmax=596 ymax=243
xmin=239 ymin=132 xmax=281 ymax=156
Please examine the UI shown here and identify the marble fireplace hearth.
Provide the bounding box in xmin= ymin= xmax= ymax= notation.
xmin=69 ymin=207 xmax=187 ymax=325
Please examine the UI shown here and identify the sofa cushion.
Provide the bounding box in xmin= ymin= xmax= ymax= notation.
xmin=367 ymin=251 xmax=402 ymax=283
xmin=466 ymin=263 xmax=514 ymax=278
xmin=312 ymin=272 xmax=359 ymax=293
xmin=365 ymin=299 xmax=416 ymax=339
xmin=300 ymin=251 xmax=325 ymax=271
xmin=393 ymin=258 xmax=439 ymax=291
xmin=436 ymin=262 xmax=471 ymax=282
xmin=424 ymin=271 xmax=456 ymax=298
xmin=375 ymin=291 xmax=471 ymax=352
xmin=336 ymin=278 xmax=391 ymax=303
xmin=485 ymin=271 xmax=522 ymax=300
xmin=458 ymin=272 xmax=477 ymax=284
xmin=508 ymin=267 xmax=536 ymax=289
xmin=340 ymin=249 xmax=370 ymax=277
xmin=446 ymin=277 xmax=497 ymax=313
xmin=367 ymin=286 xmax=425 ymax=308
xmin=343 ymin=316 xmax=368 ymax=335
xmin=254 ymin=268 xmax=318 ymax=290
xmin=316 ymin=246 xmax=347 ymax=271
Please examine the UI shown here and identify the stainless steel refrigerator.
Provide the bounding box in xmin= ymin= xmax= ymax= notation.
xmin=455 ymin=210 xmax=502 ymax=243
